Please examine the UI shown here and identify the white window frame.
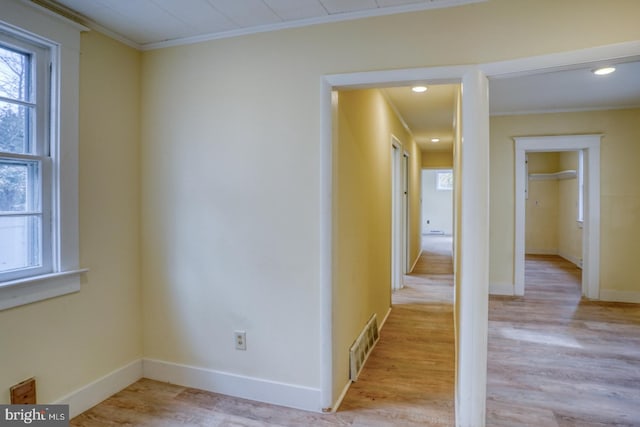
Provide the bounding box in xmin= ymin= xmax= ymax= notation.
xmin=0 ymin=30 xmax=53 ymax=282
xmin=0 ymin=2 xmax=87 ymax=311
xmin=436 ymin=170 xmax=453 ymax=191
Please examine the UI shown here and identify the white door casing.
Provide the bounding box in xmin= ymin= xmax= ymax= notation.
xmin=514 ymin=135 xmax=601 ymax=299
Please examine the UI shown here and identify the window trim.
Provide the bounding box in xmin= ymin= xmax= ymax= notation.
xmin=0 ymin=1 xmax=87 ymax=311
xmin=0 ymin=31 xmax=53 ymax=282
xmin=436 ymin=170 xmax=453 ymax=191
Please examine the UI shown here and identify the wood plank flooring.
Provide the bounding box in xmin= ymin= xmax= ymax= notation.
xmin=71 ymin=237 xmax=455 ymax=426
xmin=486 ymin=255 xmax=640 ymax=427
xmin=411 ymin=235 xmax=453 ymax=275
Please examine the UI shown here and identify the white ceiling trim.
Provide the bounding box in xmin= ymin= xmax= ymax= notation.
xmin=143 ymin=0 xmax=486 ymax=50
xmin=380 ymin=89 xmax=415 ymax=142
xmin=32 ymin=0 xmax=486 ymax=51
xmin=490 ymin=103 xmax=640 ymax=117
xmin=483 ymin=40 xmax=640 ymax=79
xmin=26 ymin=0 xmax=143 ymax=49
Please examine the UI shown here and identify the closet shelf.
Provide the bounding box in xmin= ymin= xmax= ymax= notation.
xmin=528 ymin=169 xmax=577 ymax=181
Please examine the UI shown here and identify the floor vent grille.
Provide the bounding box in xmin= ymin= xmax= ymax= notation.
xmin=349 ymin=314 xmax=380 ymax=381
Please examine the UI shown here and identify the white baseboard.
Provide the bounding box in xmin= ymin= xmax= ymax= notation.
xmin=330 ymin=307 xmax=391 ymax=413
xmin=489 ymin=283 xmax=514 ymax=296
xmin=142 ymin=358 xmax=322 ymax=412
xmin=409 ymin=250 xmax=422 ymax=273
xmin=54 ymin=359 xmax=143 ymax=418
xmin=558 ymin=251 xmax=582 ymax=269
xmin=330 ymin=379 xmax=352 ymax=413
xmin=599 ymin=289 xmax=640 ymax=303
xmin=379 ymin=307 xmax=392 ymax=331
xmin=525 ymin=249 xmax=558 ymax=255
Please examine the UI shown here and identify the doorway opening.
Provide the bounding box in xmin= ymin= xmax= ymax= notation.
xmin=391 ymin=138 xmax=409 ymax=292
xmin=514 ymin=135 xmax=600 ymax=298
xmin=418 ymin=168 xmax=454 ymax=275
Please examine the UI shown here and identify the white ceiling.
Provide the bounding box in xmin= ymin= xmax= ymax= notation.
xmin=490 ymin=61 xmax=640 ymax=115
xmin=383 ymin=61 xmax=640 ymax=153
xmin=384 ymin=85 xmax=457 ymax=152
xmin=32 ymin=1 xmax=640 ymax=154
xmin=39 ymin=0 xmax=483 ymax=49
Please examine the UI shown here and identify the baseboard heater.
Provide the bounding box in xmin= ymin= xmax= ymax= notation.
xmin=349 ymin=313 xmax=380 ymax=381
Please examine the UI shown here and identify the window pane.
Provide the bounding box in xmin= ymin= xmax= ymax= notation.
xmin=0 ymin=215 xmax=41 ymax=273
xmin=0 ymin=45 xmax=30 ymax=101
xmin=0 ymin=160 xmax=39 ymax=212
xmin=437 ymin=172 xmax=453 ymax=190
xmin=0 ymin=100 xmax=32 ymax=154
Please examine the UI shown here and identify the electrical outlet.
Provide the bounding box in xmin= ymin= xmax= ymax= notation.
xmin=234 ymin=331 xmax=246 ymax=350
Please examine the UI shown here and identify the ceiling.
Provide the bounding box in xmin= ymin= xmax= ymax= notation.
xmin=384 ymin=85 xmax=457 ymax=152
xmin=31 ymin=1 xmax=640 ymax=154
xmin=490 ymin=60 xmax=640 ymax=115
xmin=37 ymin=0 xmax=483 ymax=49
xmin=383 ymin=60 xmax=640 ymax=153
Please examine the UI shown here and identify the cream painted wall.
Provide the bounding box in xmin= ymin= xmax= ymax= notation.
xmin=557 ymin=151 xmax=582 ymax=265
xmin=491 ymin=108 xmax=640 ymax=295
xmin=138 ymin=0 xmax=640 ymax=409
xmin=525 ymin=153 xmax=560 ymax=254
xmin=423 ymin=150 xmax=453 ymax=168
xmin=332 ymin=88 xmax=420 ymax=399
xmin=0 ymin=31 xmax=141 ymax=403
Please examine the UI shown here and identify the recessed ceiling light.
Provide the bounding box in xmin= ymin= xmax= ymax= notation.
xmin=412 ymin=86 xmax=427 ymax=93
xmin=431 ymin=138 xmax=440 ymax=143
xmin=593 ymin=66 xmax=616 ymax=76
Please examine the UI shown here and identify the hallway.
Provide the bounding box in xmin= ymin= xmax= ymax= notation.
xmin=338 ymin=234 xmax=455 ymax=425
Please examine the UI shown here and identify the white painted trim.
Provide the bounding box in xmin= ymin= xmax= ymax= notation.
xmin=1 ymin=0 xmax=86 ymax=311
xmin=489 ymin=283 xmax=515 ymax=296
xmin=524 ymin=250 xmax=582 ymax=268
xmin=599 ymin=290 xmax=640 ymax=304
xmin=514 ymin=135 xmax=601 ymax=299
xmin=409 ymin=250 xmax=423 ymax=273
xmin=142 ymin=359 xmax=322 ymax=413
xmin=329 ymin=380 xmax=352 ymax=413
xmin=455 ymin=68 xmax=490 ymax=427
xmin=321 ymin=41 xmax=640 ymax=427
xmin=491 ymin=104 xmax=640 ymax=116
xmin=0 ymin=269 xmax=88 ymax=311
xmin=54 ymin=359 xmax=143 ymax=418
xmin=558 ymin=252 xmax=582 ymax=269
xmin=319 ymin=80 xmax=334 ymax=411
xmin=141 ymin=0 xmax=486 ymax=51
xmin=328 ymin=306 xmax=391 ymax=413
xmin=379 ymin=306 xmax=393 ymax=331
xmin=18 ymin=0 xmax=89 ymax=32
xmin=482 ymin=40 xmax=640 ymax=79
xmin=526 ymin=249 xmax=559 ymax=255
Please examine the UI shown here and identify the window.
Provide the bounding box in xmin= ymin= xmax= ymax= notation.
xmin=0 ymin=2 xmax=85 ymax=311
xmin=0 ymin=32 xmax=52 ymax=282
xmin=436 ymin=170 xmax=453 ymax=191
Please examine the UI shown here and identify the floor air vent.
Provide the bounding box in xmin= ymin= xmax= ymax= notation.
xmin=349 ymin=314 xmax=380 ymax=381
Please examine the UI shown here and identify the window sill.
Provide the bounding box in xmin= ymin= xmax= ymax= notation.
xmin=0 ymin=269 xmax=89 ymax=311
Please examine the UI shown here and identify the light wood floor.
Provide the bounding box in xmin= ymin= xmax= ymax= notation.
xmin=71 ymin=237 xmax=455 ymax=426
xmin=486 ymin=255 xmax=640 ymax=426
